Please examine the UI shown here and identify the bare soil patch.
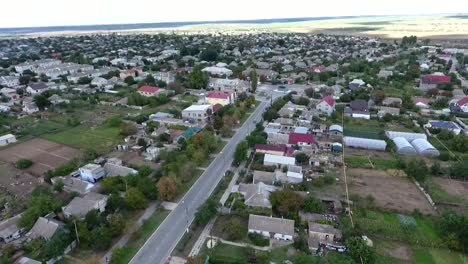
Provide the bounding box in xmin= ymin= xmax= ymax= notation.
xmin=0 ymin=161 xmax=42 ymax=196
xmin=0 ymin=138 xmax=82 ymax=175
xmin=433 ymin=177 xmax=468 ymax=199
xmin=348 ymin=168 xmax=436 ymax=215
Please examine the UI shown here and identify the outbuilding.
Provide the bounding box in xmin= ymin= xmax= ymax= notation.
xmin=0 ymin=134 xmax=16 ymax=146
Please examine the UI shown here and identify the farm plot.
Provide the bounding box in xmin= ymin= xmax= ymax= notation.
xmin=348 ymin=168 xmax=436 ymax=215
xmin=0 ymin=161 xmax=42 ymax=196
xmin=0 ymin=138 xmax=82 ymax=175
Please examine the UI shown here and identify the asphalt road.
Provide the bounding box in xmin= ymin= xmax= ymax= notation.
xmin=129 ymin=99 xmax=271 ymax=264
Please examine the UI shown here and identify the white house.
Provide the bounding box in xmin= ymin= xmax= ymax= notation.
xmin=315 ymin=96 xmax=335 ymax=116
xmin=26 ymin=83 xmax=49 ymax=94
xmin=181 ymin=104 xmax=212 ymax=123
xmin=0 ymin=214 xmax=22 ymax=243
xmin=91 ymin=77 xmax=108 ymax=87
xmin=202 ymin=66 xmax=233 ymax=76
xmin=248 ymin=214 xmax=295 ymax=241
xmin=0 ymin=134 xmax=16 ymax=146
xmin=79 ymin=164 xmax=106 ymax=183
xmin=22 ymin=101 xmax=39 ymax=114
xmin=263 ymin=154 xmax=295 ymax=167
xmin=0 ymin=76 xmax=19 ymax=87
xmin=286 ymin=165 xmax=303 ymax=183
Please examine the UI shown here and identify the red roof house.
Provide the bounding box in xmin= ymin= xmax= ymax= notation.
xmin=320 ymin=96 xmax=335 ymax=107
xmin=309 ymin=65 xmax=326 ymax=73
xmin=138 ymin=86 xmax=163 ymax=97
xmin=456 ymin=97 xmax=468 ymax=107
xmin=255 ymin=144 xmax=294 ymax=156
xmin=421 ymin=75 xmax=451 ymax=84
xmin=288 ymin=133 xmax=314 ymax=145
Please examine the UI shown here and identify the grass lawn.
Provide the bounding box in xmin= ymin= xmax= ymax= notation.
xmin=17 ymin=119 xmax=69 ymax=139
xmin=111 ymin=209 xmax=170 ymax=264
xmin=210 ymin=242 xmax=248 ymax=264
xmin=43 ymin=125 xmax=122 ymax=153
xmin=371 ymin=158 xmax=399 ymax=170
xmin=344 ymin=155 xmax=373 ymax=168
xmin=413 ymin=247 xmax=467 ymax=264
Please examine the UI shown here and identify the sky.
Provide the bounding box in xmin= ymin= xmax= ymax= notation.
xmin=1 ymin=0 xmax=465 ymax=28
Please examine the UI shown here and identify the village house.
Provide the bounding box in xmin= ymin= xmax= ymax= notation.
xmin=378 ymin=106 xmax=400 ymax=118
xmin=208 ymin=78 xmax=249 ymax=92
xmin=264 ymin=153 xmax=296 ymax=167
xmin=79 ymin=163 xmax=106 ymax=183
xmin=0 ymin=87 xmax=20 ymax=101
xmin=382 ymin=97 xmax=402 ymax=107
xmin=315 ymin=96 xmax=335 ymax=116
xmin=181 ymin=104 xmax=212 ymax=123
xmin=308 ymin=222 xmax=342 ymax=251
xmin=0 ymin=134 xmax=16 ymax=146
xmin=0 ymin=76 xmax=19 ymax=87
xmin=205 ymin=91 xmax=235 ymax=106
xmin=119 ymin=67 xmax=142 ymax=80
xmin=26 ymin=83 xmax=49 ymax=94
xmin=451 ymin=97 xmax=468 ymax=113
xmin=419 ymin=74 xmax=451 ymax=91
xmin=0 ymin=214 xmax=23 ymax=243
xmin=253 ymin=170 xmax=277 ymax=185
xmin=413 ymin=97 xmax=430 ymax=109
xmin=48 ymin=94 xmax=69 ymax=105
xmin=345 ymin=100 xmax=370 ymax=119
xmin=27 ymin=215 xmax=64 ymax=241
xmin=53 ymin=176 xmax=94 ymax=195
xmin=137 ymin=86 xmax=166 ymax=97
xmin=91 ymin=77 xmax=108 ymax=87
xmin=254 ymin=144 xmax=294 ymax=156
xmin=237 ymin=182 xmax=277 ymax=208
xmin=425 ymin=120 xmax=462 ymax=135
xmin=248 ymin=214 xmax=295 ymax=241
xmin=348 ymin=79 xmax=365 ymax=90
xmin=62 ymin=192 xmax=108 ymax=219
xmin=22 ymin=100 xmax=39 ymax=115
xmin=288 ymin=132 xmax=314 ymax=146
xmin=202 ymin=66 xmax=233 ymax=76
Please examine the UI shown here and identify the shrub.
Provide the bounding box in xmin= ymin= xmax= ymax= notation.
xmin=248 ymin=233 xmax=269 ymax=246
xmin=16 ymin=159 xmax=33 ymax=169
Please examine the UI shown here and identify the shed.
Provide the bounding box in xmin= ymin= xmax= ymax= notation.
xmin=0 ymin=134 xmax=16 ymax=146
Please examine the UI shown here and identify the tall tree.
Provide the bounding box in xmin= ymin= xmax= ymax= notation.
xmin=156 ymin=176 xmax=178 ymax=201
xmin=250 ymin=69 xmax=258 ymax=93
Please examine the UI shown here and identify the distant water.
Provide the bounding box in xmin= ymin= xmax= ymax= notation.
xmin=0 ymin=16 xmax=370 ymax=34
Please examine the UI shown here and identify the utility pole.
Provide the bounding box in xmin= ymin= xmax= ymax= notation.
xmin=74 ymin=219 xmax=80 ymax=243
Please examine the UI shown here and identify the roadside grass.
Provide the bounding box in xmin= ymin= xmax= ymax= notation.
xmin=111 ymin=209 xmax=170 ymax=264
xmin=43 ymin=125 xmax=121 ymax=153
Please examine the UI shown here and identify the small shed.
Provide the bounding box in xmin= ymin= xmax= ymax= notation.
xmin=0 ymin=134 xmax=16 ymax=146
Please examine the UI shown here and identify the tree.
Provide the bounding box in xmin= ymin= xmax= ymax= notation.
xmin=108 ymin=213 xmax=126 ymax=237
xmin=187 ymin=66 xmax=208 ymax=89
xmin=111 ymin=247 xmax=131 ymax=264
xmin=452 ymin=134 xmax=468 ymax=152
xmin=222 ymin=218 xmax=243 ymax=241
xmin=295 ymin=153 xmax=309 ymax=165
xmin=33 ymin=94 xmax=50 ymax=110
xmin=194 ymin=198 xmax=218 ymax=225
xmin=213 ymin=115 xmax=224 ymax=130
xmin=167 ymin=82 xmax=185 ymax=94
xmin=19 ymin=187 xmax=61 ymax=229
xmin=125 ymin=187 xmax=148 ymax=210
xmin=145 ymin=74 xmax=156 ymax=86
xmin=250 ymin=69 xmax=258 ymax=93
xmin=156 ymin=176 xmax=178 ymax=201
xmin=120 ymin=123 xmax=137 ymax=136
xmin=137 ymin=177 xmax=158 ymax=200
xmin=372 ymin=90 xmax=385 ymax=105
xmin=304 ymin=196 xmax=325 ymax=213
xmin=233 ymin=140 xmax=248 ymax=165
xmin=53 ymin=179 xmax=64 ymax=192
xmin=16 ymin=159 xmax=33 ymax=169
xmin=106 ymin=116 xmax=122 ymax=127
xmin=270 ymin=190 xmax=304 ymax=216
xmin=405 ymin=159 xmax=429 ymax=181
xmin=124 ymin=76 xmax=135 ymax=85
xmin=91 ymin=225 xmax=112 ymax=251
xmin=200 ymin=48 xmax=218 ymax=61
xmin=346 ymin=237 xmax=376 ymax=264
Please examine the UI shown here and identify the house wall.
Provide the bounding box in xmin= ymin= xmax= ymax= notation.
xmin=351 ymin=113 xmax=370 ymax=119
xmin=79 ymin=168 xmax=106 ymax=183
xmin=0 ymin=136 xmax=16 ymax=146
xmin=181 ymin=110 xmax=207 ymax=122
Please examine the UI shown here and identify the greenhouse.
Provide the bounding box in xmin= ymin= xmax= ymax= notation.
xmin=392 ymin=137 xmax=417 ymax=155
xmin=329 ymin=124 xmax=343 ymax=134
xmin=411 ymin=139 xmax=440 ymax=157
xmin=343 ymin=136 xmax=387 ymax=151
xmin=385 ymin=131 xmax=427 ymax=141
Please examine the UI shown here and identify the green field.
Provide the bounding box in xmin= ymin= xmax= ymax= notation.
xmin=43 ymin=125 xmax=122 ymax=153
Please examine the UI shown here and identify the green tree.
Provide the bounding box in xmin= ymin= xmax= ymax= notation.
xmin=187 ymin=65 xmax=208 ymax=89
xmin=233 ymin=140 xmax=248 ymax=165
xmin=125 ymin=187 xmax=148 ymax=210
xmin=222 ymin=218 xmax=243 ymax=241
xmin=16 ymin=159 xmax=33 ymax=169
xmin=106 ymin=116 xmax=122 ymax=127
xmin=137 ymin=177 xmax=158 ymax=200
xmin=194 ymin=198 xmax=218 ymax=225
xmin=270 ymin=190 xmax=304 ymax=216
xmin=53 ymin=179 xmax=64 ymax=192
xmin=346 ymin=236 xmax=376 ymax=264
xmin=304 ymin=196 xmax=325 ymax=214
xmin=213 ymin=115 xmax=224 ymax=130
xmin=120 ymin=123 xmax=137 ymax=136
xmin=405 ymin=159 xmax=429 ymax=182
xmin=33 ymin=94 xmax=51 ymax=110
xmin=295 ymin=153 xmax=309 ymax=165
xmin=250 ymin=69 xmax=258 ymax=93
xmin=91 ymin=225 xmax=112 ymax=251
xmin=108 ymin=213 xmax=126 ymax=237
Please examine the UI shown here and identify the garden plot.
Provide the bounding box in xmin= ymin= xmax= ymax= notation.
xmin=348 ymin=168 xmax=436 ymax=215
xmin=432 ymin=177 xmax=468 ymax=201
xmin=0 ymin=138 xmax=82 ymax=175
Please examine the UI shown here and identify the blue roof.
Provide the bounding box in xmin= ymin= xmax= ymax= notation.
xmin=430 ymin=121 xmax=459 ymax=129
xmin=294 ymin=127 xmax=308 ymax=134
xmin=177 ymin=127 xmax=202 ymax=140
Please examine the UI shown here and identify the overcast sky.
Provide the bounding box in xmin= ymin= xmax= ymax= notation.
xmin=1 ymin=0 xmax=465 ymax=28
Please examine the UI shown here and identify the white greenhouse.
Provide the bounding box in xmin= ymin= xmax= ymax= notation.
xmin=344 ymin=137 xmax=387 ymax=151
xmin=392 ymin=137 xmax=417 ymax=155
xmin=411 ymin=139 xmax=440 ymax=157
xmin=385 ymin=131 xmax=427 ymax=141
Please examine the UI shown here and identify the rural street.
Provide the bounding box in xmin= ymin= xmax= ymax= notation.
xmin=129 ymin=95 xmax=277 ymax=264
